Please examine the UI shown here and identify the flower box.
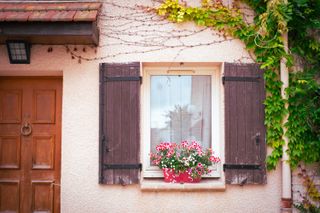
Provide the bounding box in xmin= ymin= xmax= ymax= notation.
xmin=150 ymin=141 xmax=220 ymax=183
xmin=163 ymin=168 xmax=201 ymax=183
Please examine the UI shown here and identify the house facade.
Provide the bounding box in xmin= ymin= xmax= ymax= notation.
xmin=0 ymin=1 xmax=291 ymax=212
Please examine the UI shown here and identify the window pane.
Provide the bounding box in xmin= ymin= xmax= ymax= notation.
xmin=150 ymin=75 xmax=211 ymax=152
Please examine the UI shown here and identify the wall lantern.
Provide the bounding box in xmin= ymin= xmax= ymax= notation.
xmin=6 ymin=40 xmax=31 ymax=64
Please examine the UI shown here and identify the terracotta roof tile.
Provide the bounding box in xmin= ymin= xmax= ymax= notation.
xmin=5 ymin=11 xmax=31 ymax=21
xmin=65 ymin=3 xmax=89 ymax=10
xmin=74 ymin=10 xmax=98 ymax=22
xmin=0 ymin=11 xmax=8 ymax=21
xmin=24 ymin=5 xmax=48 ymax=11
xmin=28 ymin=11 xmax=56 ymax=22
xmin=87 ymin=3 xmax=102 ymax=10
xmin=50 ymin=10 xmax=76 ymax=22
xmin=2 ymin=4 xmax=27 ymax=11
xmin=0 ymin=2 xmax=101 ymax=22
xmin=0 ymin=4 xmax=7 ymax=10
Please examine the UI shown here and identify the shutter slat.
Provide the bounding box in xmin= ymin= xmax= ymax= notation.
xmin=129 ymin=68 xmax=140 ymax=183
xmin=228 ymin=64 xmax=239 ymax=183
xmin=106 ymin=65 xmax=117 ymax=184
xmin=113 ymin=66 xmax=123 ymax=184
xmin=255 ymin=65 xmax=267 ymax=183
xmin=237 ymin=65 xmax=250 ymax=184
xmin=246 ymin=65 xmax=256 ymax=183
xmin=99 ymin=62 xmax=141 ymax=185
xmin=224 ymin=63 xmax=267 ymax=185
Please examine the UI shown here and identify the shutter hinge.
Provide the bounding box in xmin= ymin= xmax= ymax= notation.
xmin=222 ymin=76 xmax=260 ymax=85
xmin=103 ymin=163 xmax=142 ymax=171
xmin=223 ymin=164 xmax=261 ymax=171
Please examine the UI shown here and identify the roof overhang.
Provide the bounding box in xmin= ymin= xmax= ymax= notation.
xmin=0 ymin=21 xmax=99 ymax=45
xmin=0 ymin=2 xmax=101 ymax=45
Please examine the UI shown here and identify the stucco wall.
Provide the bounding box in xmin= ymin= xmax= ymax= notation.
xmin=0 ymin=1 xmax=282 ymax=212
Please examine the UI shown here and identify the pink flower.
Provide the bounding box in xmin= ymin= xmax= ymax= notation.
xmin=181 ymin=141 xmax=188 ymax=148
xmin=210 ymin=156 xmax=220 ymax=163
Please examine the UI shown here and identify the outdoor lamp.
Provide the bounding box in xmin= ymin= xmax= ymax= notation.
xmin=6 ymin=40 xmax=31 ymax=64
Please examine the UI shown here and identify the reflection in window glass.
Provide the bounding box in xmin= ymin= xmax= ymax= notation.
xmin=150 ymin=75 xmax=211 ymax=152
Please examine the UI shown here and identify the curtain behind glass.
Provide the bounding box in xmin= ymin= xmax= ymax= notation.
xmin=150 ymin=75 xmax=211 ymax=152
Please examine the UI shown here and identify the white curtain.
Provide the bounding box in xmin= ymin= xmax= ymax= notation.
xmin=150 ymin=75 xmax=211 ymax=152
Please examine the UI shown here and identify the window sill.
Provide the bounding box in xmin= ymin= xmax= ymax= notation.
xmin=140 ymin=179 xmax=226 ymax=192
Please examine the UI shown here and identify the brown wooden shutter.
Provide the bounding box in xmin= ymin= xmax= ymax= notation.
xmin=99 ymin=62 xmax=141 ymax=185
xmin=224 ymin=63 xmax=267 ymax=185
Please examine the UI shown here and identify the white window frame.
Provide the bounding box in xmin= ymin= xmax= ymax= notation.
xmin=141 ymin=63 xmax=223 ymax=178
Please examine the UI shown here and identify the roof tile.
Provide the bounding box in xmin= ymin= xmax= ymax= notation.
xmin=0 ymin=2 xmax=101 ymax=22
xmin=5 ymin=11 xmax=31 ymax=21
xmin=2 ymin=4 xmax=27 ymax=11
xmin=65 ymin=3 xmax=88 ymax=10
xmin=24 ymin=5 xmax=47 ymax=11
xmin=0 ymin=11 xmax=9 ymax=21
xmin=87 ymin=3 xmax=102 ymax=10
xmin=74 ymin=10 xmax=98 ymax=22
xmin=0 ymin=4 xmax=7 ymax=10
xmin=28 ymin=11 xmax=56 ymax=22
xmin=50 ymin=11 xmax=76 ymax=22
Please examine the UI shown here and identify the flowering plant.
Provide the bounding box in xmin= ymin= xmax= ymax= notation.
xmin=150 ymin=141 xmax=220 ymax=180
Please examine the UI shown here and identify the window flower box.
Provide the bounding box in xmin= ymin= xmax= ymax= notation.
xmin=150 ymin=141 xmax=220 ymax=183
xmin=162 ymin=168 xmax=201 ymax=183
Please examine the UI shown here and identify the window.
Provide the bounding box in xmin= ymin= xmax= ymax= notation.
xmin=142 ymin=64 xmax=222 ymax=178
xmin=99 ymin=62 xmax=266 ymax=186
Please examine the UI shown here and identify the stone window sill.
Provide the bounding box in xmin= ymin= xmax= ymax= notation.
xmin=140 ymin=179 xmax=226 ymax=192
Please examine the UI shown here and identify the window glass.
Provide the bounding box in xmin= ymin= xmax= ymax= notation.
xmin=150 ymin=75 xmax=211 ymax=152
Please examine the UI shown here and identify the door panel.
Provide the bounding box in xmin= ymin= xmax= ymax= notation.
xmin=33 ymin=90 xmax=56 ymax=124
xmin=31 ymin=181 xmax=53 ymax=213
xmin=0 ymin=180 xmax=20 ymax=213
xmin=32 ymin=136 xmax=55 ymax=170
xmin=0 ymin=136 xmax=21 ymax=169
xmin=0 ymin=90 xmax=22 ymax=124
xmin=0 ymin=77 xmax=61 ymax=213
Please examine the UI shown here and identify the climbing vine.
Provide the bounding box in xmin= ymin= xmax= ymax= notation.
xmin=294 ymin=165 xmax=320 ymax=212
xmin=61 ymin=0 xmax=319 ymax=170
xmin=285 ymin=0 xmax=320 ymax=168
xmin=154 ymin=0 xmax=319 ymax=169
xmin=245 ymin=0 xmax=320 ymax=169
xmin=286 ymin=71 xmax=320 ymax=167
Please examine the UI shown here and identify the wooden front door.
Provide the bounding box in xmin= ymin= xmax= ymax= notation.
xmin=0 ymin=77 xmax=62 ymax=213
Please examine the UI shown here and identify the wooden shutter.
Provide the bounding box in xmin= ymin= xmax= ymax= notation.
xmin=224 ymin=63 xmax=267 ymax=185
xmin=99 ymin=62 xmax=141 ymax=185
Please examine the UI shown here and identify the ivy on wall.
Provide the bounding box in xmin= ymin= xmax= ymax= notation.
xmin=294 ymin=165 xmax=320 ymax=211
xmin=154 ymin=0 xmax=320 ymax=169
xmin=286 ymin=0 xmax=320 ymax=168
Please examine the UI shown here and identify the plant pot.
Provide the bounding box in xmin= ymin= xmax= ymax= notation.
xmin=162 ymin=168 xmax=201 ymax=183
